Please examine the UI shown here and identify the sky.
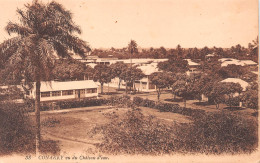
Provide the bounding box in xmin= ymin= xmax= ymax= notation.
xmin=0 ymin=0 xmax=258 ymax=49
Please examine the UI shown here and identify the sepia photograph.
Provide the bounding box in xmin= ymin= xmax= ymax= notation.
xmin=0 ymin=0 xmax=259 ymax=162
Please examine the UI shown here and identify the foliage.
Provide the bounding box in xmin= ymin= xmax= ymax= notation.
xmin=0 ymin=0 xmax=90 ymax=84
xmin=128 ymin=40 xmax=138 ymax=55
xmin=93 ymin=64 xmax=112 ymax=93
xmin=149 ymin=72 xmax=173 ymax=100
xmin=94 ymin=109 xmax=176 ymax=155
xmin=174 ymin=111 xmax=258 ymax=154
xmin=53 ymin=59 xmax=92 ymax=81
xmin=241 ymin=83 xmax=258 ymax=109
xmin=106 ymin=95 xmax=133 ymax=108
xmin=0 ymin=0 xmax=90 ymax=152
xmin=119 ymin=66 xmax=145 ymax=92
xmin=110 ymin=62 xmax=128 ymax=89
xmin=0 ymin=102 xmax=60 ymax=155
xmin=217 ymin=65 xmax=248 ymax=79
xmin=0 ymin=85 xmax=24 ymax=101
xmin=133 ymin=97 xmax=205 ymax=117
xmin=157 ymin=58 xmax=188 ymax=73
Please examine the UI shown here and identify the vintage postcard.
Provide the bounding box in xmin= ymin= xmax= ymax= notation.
xmin=0 ymin=0 xmax=259 ymax=162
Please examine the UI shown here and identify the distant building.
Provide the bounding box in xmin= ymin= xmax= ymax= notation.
xmin=107 ymin=61 xmax=164 ymax=92
xmin=28 ymin=80 xmax=98 ymax=102
xmin=184 ymin=59 xmax=200 ymax=76
xmin=218 ymin=58 xmax=257 ymax=67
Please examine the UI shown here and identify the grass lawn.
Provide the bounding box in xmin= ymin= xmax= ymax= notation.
xmin=39 ymin=105 xmax=191 ymax=155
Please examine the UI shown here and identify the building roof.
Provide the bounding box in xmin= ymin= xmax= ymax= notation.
xmin=184 ymin=59 xmax=200 ymax=66
xmin=39 ymin=80 xmax=98 ymax=92
xmin=137 ymin=63 xmax=160 ymax=75
xmin=239 ymin=60 xmax=257 ymax=66
xmin=86 ymin=63 xmax=97 ymax=68
xmin=206 ymin=53 xmax=215 ymax=57
xmin=220 ymin=78 xmax=249 ymax=91
xmin=219 ymin=58 xmax=257 ymax=67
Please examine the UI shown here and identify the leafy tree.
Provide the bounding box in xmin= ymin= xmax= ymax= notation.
xmin=0 ymin=0 xmax=90 ymax=153
xmin=160 ymin=46 xmax=167 ymax=57
xmin=120 ymin=66 xmax=145 ymax=93
xmin=149 ymin=72 xmax=173 ymax=101
xmin=241 ymin=82 xmax=258 ymax=109
xmin=131 ymin=67 xmax=145 ymax=93
xmin=217 ymin=65 xmax=247 ymax=79
xmin=220 ymin=82 xmax=243 ymax=109
xmin=209 ymin=83 xmax=226 ymax=109
xmin=171 ymin=73 xmax=187 ymax=99
xmin=0 ymin=86 xmax=24 ymax=101
xmin=157 ymin=58 xmax=188 ymax=73
xmin=176 ymin=44 xmax=184 ymax=58
xmin=93 ymin=64 xmax=112 ymax=94
xmin=110 ymin=62 xmax=128 ymax=90
xmin=172 ymin=80 xmax=188 ymax=107
xmin=53 ymin=59 xmax=89 ymax=81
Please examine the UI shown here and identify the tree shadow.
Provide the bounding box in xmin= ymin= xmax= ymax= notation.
xmin=164 ymin=98 xmax=183 ymax=102
xmin=102 ymin=92 xmax=122 ymax=95
xmin=223 ymin=106 xmax=245 ymax=111
xmin=193 ymin=101 xmax=211 ymax=106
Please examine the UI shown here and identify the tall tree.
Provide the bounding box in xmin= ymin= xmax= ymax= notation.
xmin=93 ymin=64 xmax=112 ymax=94
xmin=150 ymin=72 xmax=173 ymax=101
xmin=157 ymin=58 xmax=189 ymax=73
xmin=110 ymin=62 xmax=128 ymax=90
xmin=128 ymin=40 xmax=138 ymax=59
xmin=53 ymin=59 xmax=89 ymax=81
xmin=0 ymin=1 xmax=90 ymax=153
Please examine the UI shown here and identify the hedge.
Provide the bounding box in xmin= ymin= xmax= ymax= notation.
xmin=133 ymin=96 xmax=205 ymax=117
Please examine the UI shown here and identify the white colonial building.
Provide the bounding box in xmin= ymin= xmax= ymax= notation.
xmin=29 ymin=80 xmax=98 ymax=102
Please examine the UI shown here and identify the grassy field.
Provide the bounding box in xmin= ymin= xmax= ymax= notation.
xmin=40 ymin=105 xmax=192 ymax=154
xmin=37 ymin=85 xmax=257 ymax=155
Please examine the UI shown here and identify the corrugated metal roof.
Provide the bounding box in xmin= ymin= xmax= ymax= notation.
xmin=39 ymin=80 xmax=98 ymax=92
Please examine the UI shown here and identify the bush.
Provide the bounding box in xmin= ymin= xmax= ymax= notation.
xmin=174 ymin=111 xmax=258 ymax=154
xmin=106 ymin=95 xmax=133 ymax=108
xmin=93 ymin=109 xmax=176 ymax=155
xmin=94 ymin=108 xmax=257 ymax=155
xmin=133 ymin=97 xmax=205 ymax=117
xmin=0 ymin=102 xmax=60 ymax=155
xmin=0 ymin=102 xmax=35 ymax=155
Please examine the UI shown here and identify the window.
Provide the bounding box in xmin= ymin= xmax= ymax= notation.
xmin=52 ymin=91 xmax=61 ymax=96
xmin=80 ymin=89 xmax=85 ymax=94
xmin=62 ymin=90 xmax=74 ymax=96
xmin=92 ymin=88 xmax=97 ymax=93
xmin=86 ymin=88 xmax=97 ymax=93
xmin=41 ymin=92 xmax=50 ymax=97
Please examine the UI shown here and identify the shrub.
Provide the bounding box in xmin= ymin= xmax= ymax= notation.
xmin=174 ymin=111 xmax=258 ymax=154
xmin=0 ymin=102 xmax=35 ymax=155
xmin=94 ymin=109 xmax=176 ymax=155
xmin=0 ymin=102 xmax=60 ymax=155
xmin=133 ymin=97 xmax=205 ymax=117
xmin=106 ymin=95 xmax=132 ymax=108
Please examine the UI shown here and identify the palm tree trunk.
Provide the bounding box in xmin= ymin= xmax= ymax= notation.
xmin=35 ymin=80 xmax=41 ymax=155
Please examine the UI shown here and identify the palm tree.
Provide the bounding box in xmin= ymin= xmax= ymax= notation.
xmin=0 ymin=0 xmax=90 ymax=154
xmin=127 ymin=40 xmax=138 ymax=92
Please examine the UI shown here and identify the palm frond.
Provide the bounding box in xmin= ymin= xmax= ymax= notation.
xmin=5 ymin=22 xmax=32 ymax=36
